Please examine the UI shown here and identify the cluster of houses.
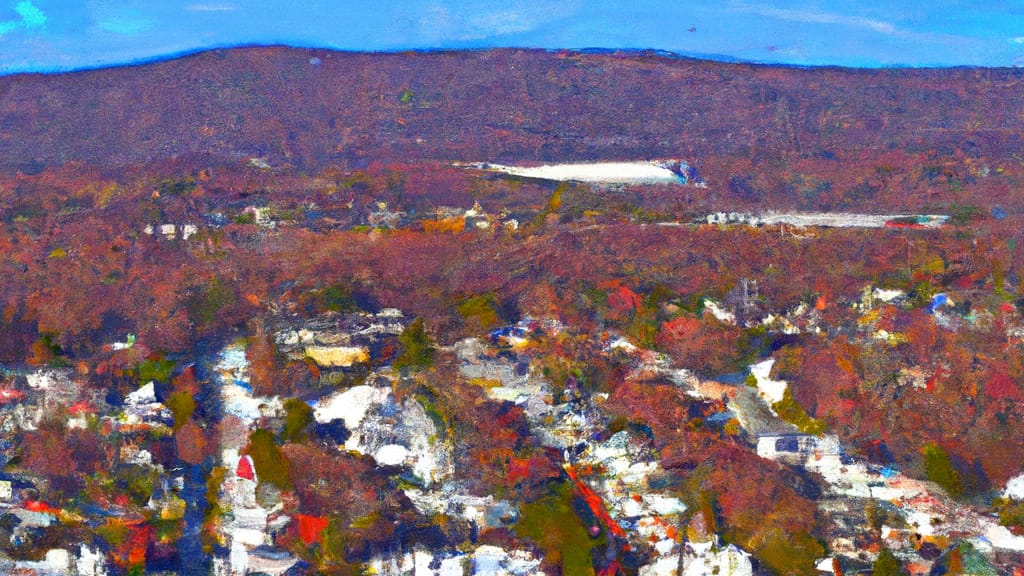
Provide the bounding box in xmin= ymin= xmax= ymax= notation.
xmin=142 ymin=223 xmax=200 ymax=240
xmin=455 ymin=320 xmax=755 ymax=576
xmin=601 ymin=286 xmax=1024 ymax=575
xmin=0 ymin=368 xmax=152 ymax=575
xmin=2 ymin=273 xmax=1023 ymax=574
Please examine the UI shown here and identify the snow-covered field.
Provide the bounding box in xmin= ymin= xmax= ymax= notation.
xmin=462 ymin=161 xmax=696 ymax=186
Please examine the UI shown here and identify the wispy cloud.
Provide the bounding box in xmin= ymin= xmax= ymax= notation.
xmin=0 ymin=0 xmax=46 ymax=36
xmin=416 ymin=1 xmax=582 ymax=42
xmin=92 ymin=6 xmax=154 ymax=36
xmin=730 ymin=2 xmax=896 ymax=35
xmin=185 ymin=4 xmax=237 ymax=12
xmin=99 ymin=17 xmax=154 ymax=35
xmin=14 ymin=0 xmax=45 ymax=28
xmin=468 ymin=9 xmax=542 ymax=37
xmin=1012 ymin=36 xmax=1024 ymax=44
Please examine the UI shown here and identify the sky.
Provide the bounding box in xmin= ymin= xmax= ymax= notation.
xmin=1 ymin=1 xmax=1024 ymax=74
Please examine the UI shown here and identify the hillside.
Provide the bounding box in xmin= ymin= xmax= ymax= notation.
xmin=0 ymin=46 xmax=1022 ymax=178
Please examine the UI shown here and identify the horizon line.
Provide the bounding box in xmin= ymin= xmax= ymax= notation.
xmin=2 ymin=42 xmax=1021 ymax=78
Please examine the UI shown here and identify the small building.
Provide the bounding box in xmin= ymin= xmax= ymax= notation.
xmin=304 ymin=345 xmax=369 ymax=368
xmin=756 ymin=433 xmax=843 ymax=466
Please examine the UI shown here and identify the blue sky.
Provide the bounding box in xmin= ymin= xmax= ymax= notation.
xmin=1 ymin=1 xmax=1023 ymax=73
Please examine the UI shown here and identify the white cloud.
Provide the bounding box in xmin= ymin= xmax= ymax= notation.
xmin=730 ymin=2 xmax=897 ymax=35
xmin=185 ymin=4 xmax=237 ymax=12
xmin=98 ymin=17 xmax=153 ymax=35
xmin=0 ymin=0 xmax=46 ymax=37
xmin=468 ymin=10 xmax=540 ymax=37
xmin=1012 ymin=36 xmax=1024 ymax=44
xmin=417 ymin=1 xmax=582 ymax=42
xmin=417 ymin=6 xmax=455 ymax=39
xmin=14 ymin=1 xmax=46 ymax=29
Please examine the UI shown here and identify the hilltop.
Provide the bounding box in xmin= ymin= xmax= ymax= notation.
xmin=0 ymin=47 xmax=1021 ymax=205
